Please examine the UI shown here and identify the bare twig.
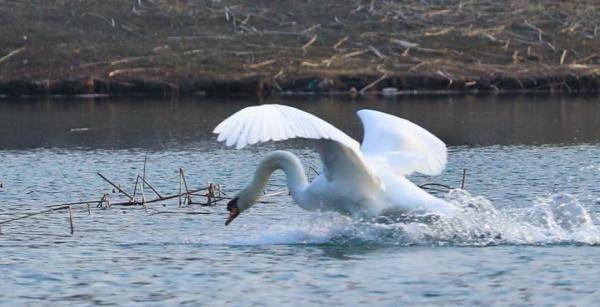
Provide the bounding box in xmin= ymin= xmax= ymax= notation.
xmin=68 ymin=206 xmax=74 ymax=235
xmin=247 ymin=59 xmax=276 ymax=69
xmin=560 ymin=50 xmax=568 ymax=65
xmin=179 ymin=168 xmax=191 ymax=205
xmin=97 ymin=173 xmax=133 ymax=200
xmin=138 ymin=175 xmax=162 ymax=199
xmin=302 ymin=35 xmax=318 ymax=54
xmin=0 ymin=205 xmax=69 ymax=225
xmin=360 ymin=73 xmax=389 ymax=94
xmin=0 ymin=46 xmax=25 ymax=65
xmin=333 ymin=36 xmax=349 ymax=50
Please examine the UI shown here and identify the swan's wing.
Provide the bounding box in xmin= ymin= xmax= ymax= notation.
xmin=213 ymin=104 xmax=360 ymax=151
xmin=316 ymin=139 xmax=379 ymax=185
xmin=214 ymin=104 xmax=379 ymax=185
xmin=357 ymin=109 xmax=447 ymax=176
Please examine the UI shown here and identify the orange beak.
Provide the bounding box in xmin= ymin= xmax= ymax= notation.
xmin=225 ymin=206 xmax=240 ymax=226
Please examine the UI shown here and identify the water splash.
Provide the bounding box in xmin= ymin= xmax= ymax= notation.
xmin=227 ymin=190 xmax=600 ymax=246
xmin=420 ymin=190 xmax=600 ymax=246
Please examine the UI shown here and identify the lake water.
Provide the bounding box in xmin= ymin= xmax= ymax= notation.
xmin=1 ymin=94 xmax=599 ymax=305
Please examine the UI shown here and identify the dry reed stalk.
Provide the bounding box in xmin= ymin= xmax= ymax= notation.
xmin=68 ymin=206 xmax=74 ymax=235
xmin=203 ymin=196 xmax=230 ymax=206
xmin=302 ymin=35 xmax=318 ymax=54
xmin=97 ymin=173 xmax=133 ymax=200
xmin=178 ymin=169 xmax=183 ymax=207
xmin=179 ymin=168 xmax=191 ymax=205
xmin=368 ymin=46 xmax=386 ymax=59
xmin=332 ymin=36 xmax=349 ymax=51
xmin=360 ymin=73 xmax=389 ymax=94
xmin=308 ymin=165 xmax=320 ymax=181
xmin=301 ymin=61 xmax=320 ymax=67
xmin=110 ymin=55 xmax=157 ymax=66
xmin=1 ymin=155 xmax=229 ymax=234
xmin=107 ymin=67 xmax=162 ymax=77
xmin=46 ymin=200 xmax=104 ymax=208
xmin=140 ymin=180 xmax=146 ymax=208
xmin=573 ymin=53 xmax=598 ymax=64
xmin=138 ymin=175 xmax=162 ymax=199
xmin=0 ymin=46 xmax=25 ymax=65
xmin=114 ymin=186 xmax=211 ymax=206
xmin=132 ymin=175 xmax=140 ymax=200
xmin=340 ymin=49 xmax=368 ymax=58
xmin=273 ymin=70 xmax=285 ymax=79
xmin=302 ymin=24 xmax=321 ymax=34
xmin=247 ymin=59 xmax=276 ymax=69
xmin=141 ymin=156 xmax=147 ymax=207
xmin=0 ymin=205 xmax=70 ymax=226
xmin=560 ymin=50 xmax=568 ymax=65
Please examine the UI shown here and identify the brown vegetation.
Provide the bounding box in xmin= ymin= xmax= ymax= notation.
xmin=0 ymin=0 xmax=599 ymax=96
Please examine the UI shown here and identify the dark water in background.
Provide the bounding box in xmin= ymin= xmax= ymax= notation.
xmin=0 ymin=94 xmax=599 ymax=305
xmin=1 ymin=94 xmax=599 ymax=149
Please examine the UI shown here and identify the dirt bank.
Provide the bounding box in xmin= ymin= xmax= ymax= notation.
xmin=1 ymin=0 xmax=599 ymax=96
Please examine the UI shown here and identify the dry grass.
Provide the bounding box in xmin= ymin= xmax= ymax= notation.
xmin=0 ymin=0 xmax=599 ymax=95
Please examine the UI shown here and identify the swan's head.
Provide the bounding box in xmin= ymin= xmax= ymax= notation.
xmin=225 ymin=188 xmax=259 ymax=226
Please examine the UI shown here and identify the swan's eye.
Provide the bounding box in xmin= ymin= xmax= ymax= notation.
xmin=227 ymin=197 xmax=239 ymax=212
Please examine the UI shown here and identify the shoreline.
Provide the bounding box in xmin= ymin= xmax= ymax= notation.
xmin=1 ymin=1 xmax=598 ymax=97
xmin=1 ymin=70 xmax=598 ymax=97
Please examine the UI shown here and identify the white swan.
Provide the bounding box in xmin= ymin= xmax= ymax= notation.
xmin=213 ymin=104 xmax=458 ymax=225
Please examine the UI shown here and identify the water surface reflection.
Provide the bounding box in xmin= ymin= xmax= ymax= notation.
xmin=1 ymin=94 xmax=598 ymax=149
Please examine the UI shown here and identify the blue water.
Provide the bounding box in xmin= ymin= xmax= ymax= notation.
xmin=1 ymin=96 xmax=599 ymax=305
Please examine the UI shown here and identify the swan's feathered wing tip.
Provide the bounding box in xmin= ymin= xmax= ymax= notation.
xmin=357 ymin=109 xmax=447 ymax=176
xmin=213 ymin=104 xmax=360 ymax=150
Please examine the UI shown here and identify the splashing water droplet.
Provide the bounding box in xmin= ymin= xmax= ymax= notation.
xmin=221 ymin=190 xmax=600 ymax=247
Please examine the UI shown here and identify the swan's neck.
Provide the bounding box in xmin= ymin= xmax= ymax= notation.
xmin=246 ymin=150 xmax=308 ymax=202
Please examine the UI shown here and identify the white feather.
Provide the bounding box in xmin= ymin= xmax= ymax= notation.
xmin=213 ymin=104 xmax=360 ymax=152
xmin=357 ymin=109 xmax=447 ymax=176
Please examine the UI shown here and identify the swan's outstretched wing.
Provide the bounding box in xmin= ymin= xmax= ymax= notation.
xmin=214 ymin=104 xmax=360 ymax=150
xmin=214 ymin=104 xmax=379 ymax=185
xmin=357 ymin=110 xmax=447 ymax=176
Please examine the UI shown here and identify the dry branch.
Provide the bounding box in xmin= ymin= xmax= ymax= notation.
xmin=340 ymin=49 xmax=368 ymax=58
xmin=0 ymin=206 xmax=69 ymax=225
xmin=302 ymin=35 xmax=318 ymax=54
xmin=359 ymin=73 xmax=389 ymax=94
xmin=332 ymin=36 xmax=349 ymax=51
xmin=247 ymin=59 xmax=276 ymax=69
xmin=560 ymin=50 xmax=568 ymax=65
xmin=0 ymin=46 xmax=25 ymax=65
xmin=97 ymin=173 xmax=133 ymax=200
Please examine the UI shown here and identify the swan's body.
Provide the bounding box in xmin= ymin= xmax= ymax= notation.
xmin=214 ymin=104 xmax=458 ymax=225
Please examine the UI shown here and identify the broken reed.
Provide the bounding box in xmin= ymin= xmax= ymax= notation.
xmin=0 ymin=164 xmax=227 ymax=236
